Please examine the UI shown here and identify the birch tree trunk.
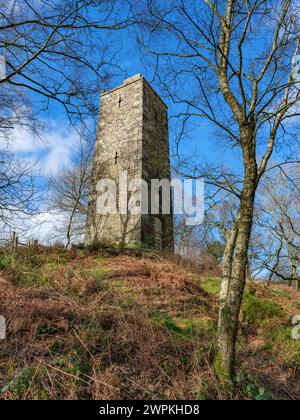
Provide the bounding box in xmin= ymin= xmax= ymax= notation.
xmin=218 ymin=130 xmax=257 ymax=379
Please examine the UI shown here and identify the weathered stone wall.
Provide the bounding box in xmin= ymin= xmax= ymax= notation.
xmin=86 ymin=74 xmax=174 ymax=251
xmin=141 ymin=79 xmax=174 ymax=251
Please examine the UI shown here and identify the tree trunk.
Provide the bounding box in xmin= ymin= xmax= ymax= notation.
xmin=65 ymin=213 xmax=74 ymax=249
xmin=217 ymin=133 xmax=257 ymax=380
xmin=290 ymin=266 xmax=299 ymax=291
xmin=246 ymin=261 xmax=252 ymax=283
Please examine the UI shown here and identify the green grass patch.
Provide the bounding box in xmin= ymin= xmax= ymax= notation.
xmin=91 ymin=256 xmax=108 ymax=264
xmin=1 ymin=367 xmax=35 ymax=398
xmin=0 ymin=254 xmax=15 ymax=270
xmin=236 ymin=373 xmax=273 ymax=400
xmin=77 ymin=266 xmax=111 ymax=294
xmin=201 ymin=277 xmax=221 ymax=296
xmin=0 ymin=247 xmax=75 ymax=288
xmin=149 ymin=308 xmax=216 ymax=341
xmin=270 ymin=288 xmax=292 ymax=300
xmin=242 ymin=294 xmax=282 ymax=326
xmin=262 ymin=325 xmax=300 ymax=365
xmin=88 ymin=266 xmax=108 ymax=283
xmin=104 ymin=278 xmax=134 ymax=293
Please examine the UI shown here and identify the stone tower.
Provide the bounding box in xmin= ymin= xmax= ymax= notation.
xmin=86 ymin=74 xmax=174 ymax=251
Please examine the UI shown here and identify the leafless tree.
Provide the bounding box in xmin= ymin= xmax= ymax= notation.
xmin=254 ymin=169 xmax=300 ymax=290
xmin=0 ymin=0 xmax=136 ymax=133
xmin=49 ymin=133 xmax=93 ymax=248
xmin=0 ymin=150 xmax=38 ymax=232
xmin=138 ymin=0 xmax=300 ymax=379
xmin=0 ymin=0 xmax=135 ymax=242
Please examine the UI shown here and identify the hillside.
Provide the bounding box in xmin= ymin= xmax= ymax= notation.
xmin=0 ymin=247 xmax=300 ymax=400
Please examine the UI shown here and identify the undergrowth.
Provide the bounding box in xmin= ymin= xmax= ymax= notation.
xmin=0 ymin=246 xmax=299 ymax=400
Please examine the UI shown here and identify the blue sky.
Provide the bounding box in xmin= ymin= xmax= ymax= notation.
xmin=9 ymin=26 xmax=241 ymax=180
xmin=5 ymin=1 xmax=300 ymax=242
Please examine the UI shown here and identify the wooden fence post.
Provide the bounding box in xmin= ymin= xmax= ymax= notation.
xmin=12 ymin=231 xmax=18 ymax=253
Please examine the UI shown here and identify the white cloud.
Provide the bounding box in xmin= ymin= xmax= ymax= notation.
xmin=0 ymin=119 xmax=89 ymax=244
xmin=20 ymin=210 xmax=85 ymax=245
xmin=0 ymin=211 xmax=69 ymax=245
xmin=9 ymin=121 xmax=80 ymax=176
xmin=23 ymin=211 xmax=67 ymax=244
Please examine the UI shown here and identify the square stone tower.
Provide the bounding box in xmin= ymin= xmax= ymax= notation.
xmin=86 ymin=74 xmax=174 ymax=251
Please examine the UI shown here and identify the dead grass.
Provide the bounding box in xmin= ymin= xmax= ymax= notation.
xmin=0 ymin=247 xmax=299 ymax=400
